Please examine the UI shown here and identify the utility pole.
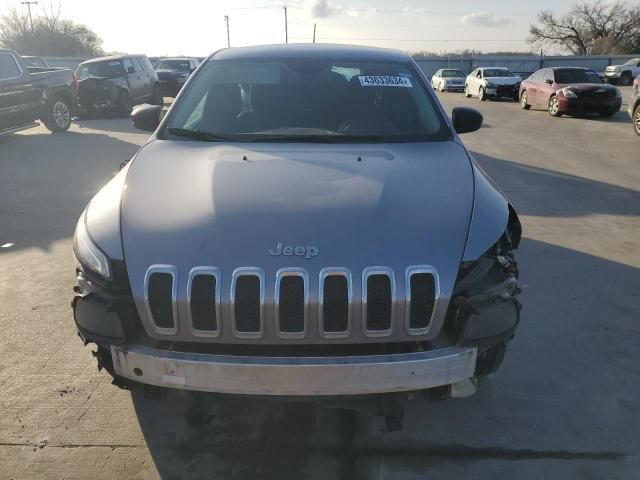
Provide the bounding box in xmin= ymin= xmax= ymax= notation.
xmin=21 ymin=1 xmax=38 ymax=31
xmin=224 ymin=15 xmax=230 ymax=48
xmin=313 ymin=23 xmax=316 ymax=43
xmin=283 ymin=6 xmax=288 ymax=43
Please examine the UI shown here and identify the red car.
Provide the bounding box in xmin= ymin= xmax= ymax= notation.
xmin=519 ymin=67 xmax=622 ymax=117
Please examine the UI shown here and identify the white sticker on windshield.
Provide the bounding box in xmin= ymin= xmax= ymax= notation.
xmin=358 ymin=76 xmax=413 ymax=88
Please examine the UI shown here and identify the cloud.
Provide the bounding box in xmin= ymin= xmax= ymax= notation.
xmin=311 ymin=0 xmax=340 ymax=18
xmin=461 ymin=12 xmax=514 ymax=27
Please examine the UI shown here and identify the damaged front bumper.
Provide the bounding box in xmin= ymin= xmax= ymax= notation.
xmin=110 ymin=344 xmax=477 ymax=396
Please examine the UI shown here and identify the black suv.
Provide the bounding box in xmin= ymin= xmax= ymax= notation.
xmin=75 ymin=55 xmax=162 ymax=117
xmin=154 ymin=57 xmax=199 ymax=97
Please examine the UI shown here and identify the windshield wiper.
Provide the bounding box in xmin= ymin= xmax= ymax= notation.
xmin=253 ymin=134 xmax=386 ymax=143
xmin=166 ymin=127 xmax=232 ymax=142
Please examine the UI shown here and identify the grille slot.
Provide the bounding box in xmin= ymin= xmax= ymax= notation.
xmin=232 ymin=270 xmax=264 ymax=337
xmin=322 ymin=274 xmax=349 ymax=334
xmin=363 ymin=270 xmax=394 ymax=335
xmin=409 ymin=272 xmax=436 ymax=330
xmin=147 ymin=270 xmax=176 ymax=332
xmin=189 ymin=271 xmax=219 ymax=334
xmin=276 ymin=271 xmax=307 ymax=336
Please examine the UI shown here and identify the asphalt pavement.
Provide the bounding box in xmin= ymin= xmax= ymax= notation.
xmin=0 ymin=89 xmax=638 ymax=479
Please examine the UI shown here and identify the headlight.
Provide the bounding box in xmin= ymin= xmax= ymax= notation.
xmin=73 ymin=212 xmax=112 ymax=280
xmin=560 ymin=87 xmax=577 ymax=99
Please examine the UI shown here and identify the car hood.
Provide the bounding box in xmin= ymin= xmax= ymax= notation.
xmin=484 ymin=77 xmax=521 ymax=86
xmin=557 ymin=83 xmax=618 ymax=93
xmin=121 ymin=140 xmax=476 ymax=339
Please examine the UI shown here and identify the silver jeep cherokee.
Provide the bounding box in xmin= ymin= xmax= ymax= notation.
xmin=72 ymin=44 xmax=521 ymax=425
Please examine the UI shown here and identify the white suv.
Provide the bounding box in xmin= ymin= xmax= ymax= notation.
xmin=605 ymin=58 xmax=640 ymax=86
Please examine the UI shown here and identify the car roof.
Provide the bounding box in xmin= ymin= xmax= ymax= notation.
xmin=210 ymin=43 xmax=410 ymax=62
xmin=549 ymin=67 xmax=593 ymax=71
xmin=80 ymin=54 xmax=147 ymax=65
xmin=157 ymin=57 xmax=195 ymax=61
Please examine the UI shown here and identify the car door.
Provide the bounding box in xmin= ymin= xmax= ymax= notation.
xmin=432 ymin=69 xmax=440 ymax=88
xmin=466 ymin=69 xmax=477 ymax=94
xmin=135 ymin=57 xmax=153 ymax=99
xmin=0 ymin=52 xmax=38 ymax=131
xmin=538 ymin=70 xmax=555 ymax=107
xmin=526 ymin=70 xmax=541 ymax=106
xmin=474 ymin=69 xmax=484 ymax=95
xmin=122 ymin=58 xmax=144 ymax=102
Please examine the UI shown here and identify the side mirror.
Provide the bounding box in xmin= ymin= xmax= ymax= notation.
xmin=127 ymin=67 xmax=135 ymax=74
xmin=545 ymin=78 xmax=553 ymax=85
xmin=131 ymin=105 xmax=162 ymax=132
xmin=452 ymin=107 xmax=483 ymax=134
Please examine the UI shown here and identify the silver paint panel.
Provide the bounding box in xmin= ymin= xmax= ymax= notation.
xmin=111 ymin=344 xmax=478 ymax=396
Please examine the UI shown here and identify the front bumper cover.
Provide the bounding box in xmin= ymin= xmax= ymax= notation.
xmin=111 ymin=344 xmax=477 ymax=396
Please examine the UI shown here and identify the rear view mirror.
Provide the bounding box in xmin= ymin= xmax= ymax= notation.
xmin=131 ymin=105 xmax=162 ymax=132
xmin=545 ymin=79 xmax=553 ymax=85
xmin=452 ymin=107 xmax=483 ymax=134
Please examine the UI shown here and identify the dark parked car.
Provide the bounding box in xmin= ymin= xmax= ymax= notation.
xmin=629 ymin=74 xmax=640 ymax=136
xmin=154 ymin=57 xmax=199 ymax=97
xmin=0 ymin=49 xmax=77 ymax=134
xmin=72 ymin=44 xmax=522 ymax=428
xmin=520 ymin=67 xmax=621 ymax=117
xmin=75 ymin=55 xmax=162 ymax=117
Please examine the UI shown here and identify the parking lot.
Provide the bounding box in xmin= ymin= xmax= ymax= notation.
xmin=1 ymin=87 xmax=638 ymax=479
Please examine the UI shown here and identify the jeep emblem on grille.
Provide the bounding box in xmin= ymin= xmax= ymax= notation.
xmin=269 ymin=242 xmax=318 ymax=259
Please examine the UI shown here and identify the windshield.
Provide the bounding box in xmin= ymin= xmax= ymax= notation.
xmin=156 ymin=59 xmax=191 ymax=72
xmin=441 ymin=69 xmax=464 ymax=78
xmin=484 ymin=69 xmax=514 ymax=78
xmin=76 ymin=60 xmax=124 ymax=79
xmin=555 ymin=69 xmax=602 ymax=84
xmin=623 ymin=58 xmax=639 ymax=66
xmin=164 ymin=58 xmax=449 ymax=142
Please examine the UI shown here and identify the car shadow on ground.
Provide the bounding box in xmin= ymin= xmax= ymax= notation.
xmin=0 ymin=131 xmax=141 ymax=255
xmin=130 ymin=236 xmax=640 ymax=479
xmin=471 ymin=152 xmax=640 ymax=218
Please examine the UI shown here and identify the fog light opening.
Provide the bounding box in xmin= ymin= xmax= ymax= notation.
xmin=133 ymin=367 xmax=143 ymax=377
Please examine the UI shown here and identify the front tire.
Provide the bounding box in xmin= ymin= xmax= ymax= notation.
xmin=475 ymin=343 xmax=507 ymax=376
xmin=43 ymin=95 xmax=72 ymax=132
xmin=520 ymin=91 xmax=530 ymax=110
xmin=439 ymin=81 xmax=445 ymax=92
xmin=478 ymin=87 xmax=487 ymax=101
xmin=548 ymin=95 xmax=562 ymax=117
xmin=633 ymin=105 xmax=640 ymax=136
xmin=464 ymin=84 xmax=471 ymax=98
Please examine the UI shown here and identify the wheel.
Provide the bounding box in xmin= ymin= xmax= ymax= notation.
xmin=475 ymin=343 xmax=507 ymax=376
xmin=620 ymin=71 xmax=632 ymax=86
xmin=633 ymin=105 xmax=640 ymax=136
xmin=152 ymin=84 xmax=163 ymax=106
xmin=520 ymin=90 xmax=530 ymax=110
xmin=478 ymin=87 xmax=487 ymax=101
xmin=43 ymin=95 xmax=71 ymax=132
xmin=117 ymin=91 xmax=132 ymax=117
xmin=548 ymin=95 xmax=562 ymax=117
xmin=439 ymin=81 xmax=445 ymax=92
xmin=464 ymin=84 xmax=471 ymax=98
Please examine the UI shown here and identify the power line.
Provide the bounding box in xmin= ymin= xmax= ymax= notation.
xmin=21 ymin=1 xmax=38 ymax=31
xmin=224 ymin=15 xmax=230 ymax=48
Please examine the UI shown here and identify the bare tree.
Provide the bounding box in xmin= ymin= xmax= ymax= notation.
xmin=0 ymin=3 xmax=103 ymax=56
xmin=529 ymin=1 xmax=640 ymax=54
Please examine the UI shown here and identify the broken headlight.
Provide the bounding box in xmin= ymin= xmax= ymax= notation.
xmin=447 ymin=212 xmax=521 ymax=348
xmin=73 ymin=212 xmax=112 ymax=280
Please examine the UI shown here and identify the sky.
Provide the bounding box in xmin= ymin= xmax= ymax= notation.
xmin=0 ymin=0 xmax=590 ymax=56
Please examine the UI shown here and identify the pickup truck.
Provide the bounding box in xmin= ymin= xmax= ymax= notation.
xmin=71 ymin=44 xmax=522 ymax=428
xmin=0 ymin=49 xmax=77 ymax=134
xmin=605 ymin=58 xmax=640 ymax=86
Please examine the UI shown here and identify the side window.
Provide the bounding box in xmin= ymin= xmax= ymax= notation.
xmin=0 ymin=53 xmax=21 ymax=80
xmin=477 ymin=70 xmax=482 ymax=78
xmin=123 ymin=58 xmax=134 ymax=74
xmin=133 ymin=58 xmax=144 ymax=72
xmin=435 ymin=69 xmax=441 ymax=77
xmin=541 ymin=70 xmax=552 ymax=83
xmin=141 ymin=57 xmax=153 ymax=71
